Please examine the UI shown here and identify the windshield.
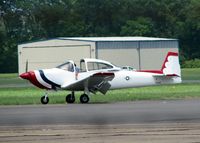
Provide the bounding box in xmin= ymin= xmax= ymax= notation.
xmin=56 ymin=62 xmax=74 ymax=72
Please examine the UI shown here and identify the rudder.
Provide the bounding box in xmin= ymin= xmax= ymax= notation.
xmin=161 ymin=52 xmax=181 ymax=77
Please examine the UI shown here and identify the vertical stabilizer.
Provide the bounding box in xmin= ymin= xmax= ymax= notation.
xmin=161 ymin=52 xmax=181 ymax=77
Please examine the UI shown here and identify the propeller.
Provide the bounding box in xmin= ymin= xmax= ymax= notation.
xmin=25 ymin=59 xmax=28 ymax=72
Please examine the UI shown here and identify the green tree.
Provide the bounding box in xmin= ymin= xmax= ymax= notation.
xmin=120 ymin=17 xmax=154 ymax=36
xmin=179 ymin=0 xmax=200 ymax=60
xmin=0 ymin=0 xmax=199 ymax=72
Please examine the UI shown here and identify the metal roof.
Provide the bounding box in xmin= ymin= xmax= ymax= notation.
xmin=59 ymin=37 xmax=177 ymax=42
xmin=18 ymin=36 xmax=178 ymax=47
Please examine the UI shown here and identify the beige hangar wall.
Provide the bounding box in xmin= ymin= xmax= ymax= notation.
xmin=97 ymin=48 xmax=139 ymax=69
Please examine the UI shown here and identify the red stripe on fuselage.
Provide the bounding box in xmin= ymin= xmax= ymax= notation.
xmin=28 ymin=71 xmax=50 ymax=89
xmin=137 ymin=70 xmax=163 ymax=74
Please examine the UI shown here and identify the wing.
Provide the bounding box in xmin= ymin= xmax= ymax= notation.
xmin=61 ymin=72 xmax=115 ymax=94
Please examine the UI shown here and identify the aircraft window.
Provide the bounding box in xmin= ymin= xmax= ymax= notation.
xmin=98 ymin=63 xmax=113 ymax=69
xmin=88 ymin=62 xmax=98 ymax=71
xmin=57 ymin=62 xmax=74 ymax=72
xmin=87 ymin=62 xmax=113 ymax=71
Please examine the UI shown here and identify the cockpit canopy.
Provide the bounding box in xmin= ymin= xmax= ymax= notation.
xmin=57 ymin=58 xmax=120 ymax=72
xmin=80 ymin=58 xmax=120 ymax=72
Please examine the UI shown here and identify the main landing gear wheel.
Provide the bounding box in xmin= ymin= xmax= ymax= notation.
xmin=80 ymin=94 xmax=89 ymax=104
xmin=41 ymin=96 xmax=49 ymax=104
xmin=66 ymin=94 xmax=75 ymax=103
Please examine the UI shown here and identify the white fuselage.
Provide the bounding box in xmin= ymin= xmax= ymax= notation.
xmin=109 ymin=70 xmax=181 ymax=89
xmin=20 ymin=54 xmax=182 ymax=92
xmin=110 ymin=71 xmax=155 ymax=89
xmin=36 ymin=68 xmax=181 ymax=91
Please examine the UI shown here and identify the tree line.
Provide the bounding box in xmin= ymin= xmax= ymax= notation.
xmin=0 ymin=0 xmax=199 ymax=73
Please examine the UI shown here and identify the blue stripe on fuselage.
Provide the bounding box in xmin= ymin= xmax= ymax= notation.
xmin=39 ymin=70 xmax=61 ymax=89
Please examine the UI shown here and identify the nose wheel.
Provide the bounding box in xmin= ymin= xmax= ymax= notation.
xmin=41 ymin=94 xmax=49 ymax=104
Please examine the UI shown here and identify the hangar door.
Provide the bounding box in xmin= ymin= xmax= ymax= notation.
xmin=19 ymin=45 xmax=91 ymax=74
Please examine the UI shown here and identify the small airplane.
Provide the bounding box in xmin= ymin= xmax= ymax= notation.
xmin=20 ymin=52 xmax=181 ymax=104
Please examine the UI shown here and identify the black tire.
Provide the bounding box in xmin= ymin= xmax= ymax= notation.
xmin=66 ymin=94 xmax=75 ymax=103
xmin=80 ymin=94 xmax=89 ymax=104
xmin=41 ymin=96 xmax=49 ymax=104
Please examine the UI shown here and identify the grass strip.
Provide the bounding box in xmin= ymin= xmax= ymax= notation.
xmin=0 ymin=83 xmax=199 ymax=105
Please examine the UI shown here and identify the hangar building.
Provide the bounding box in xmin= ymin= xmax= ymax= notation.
xmin=18 ymin=37 xmax=179 ymax=74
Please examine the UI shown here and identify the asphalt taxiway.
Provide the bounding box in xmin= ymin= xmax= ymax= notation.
xmin=1 ymin=100 xmax=200 ymax=143
xmin=0 ymin=100 xmax=200 ymax=125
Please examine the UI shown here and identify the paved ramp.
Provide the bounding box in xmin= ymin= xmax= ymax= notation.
xmin=1 ymin=100 xmax=200 ymax=143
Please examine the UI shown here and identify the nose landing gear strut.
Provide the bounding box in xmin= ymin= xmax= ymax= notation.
xmin=66 ymin=91 xmax=75 ymax=103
